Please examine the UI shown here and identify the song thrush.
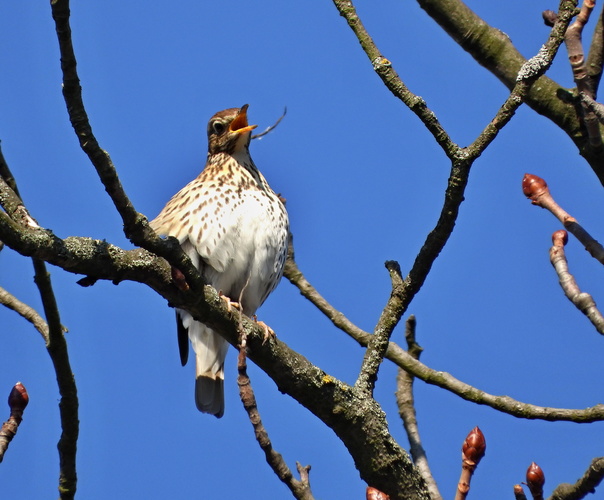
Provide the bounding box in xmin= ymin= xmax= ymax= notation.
xmin=150 ymin=105 xmax=289 ymax=417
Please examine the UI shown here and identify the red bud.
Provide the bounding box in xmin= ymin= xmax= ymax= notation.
xmin=526 ymin=462 xmax=545 ymax=487
xmin=522 ymin=174 xmax=549 ymax=200
xmin=552 ymin=230 xmax=568 ymax=246
xmin=8 ymin=382 xmax=28 ymax=413
xmin=462 ymin=426 xmax=486 ymax=465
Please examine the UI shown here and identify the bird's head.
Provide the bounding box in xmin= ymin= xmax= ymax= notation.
xmin=207 ymin=104 xmax=258 ymax=155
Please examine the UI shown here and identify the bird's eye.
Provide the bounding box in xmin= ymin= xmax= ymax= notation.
xmin=212 ymin=121 xmax=226 ymax=135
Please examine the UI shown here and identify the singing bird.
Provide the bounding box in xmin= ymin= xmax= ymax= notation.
xmin=150 ymin=105 xmax=289 ymax=417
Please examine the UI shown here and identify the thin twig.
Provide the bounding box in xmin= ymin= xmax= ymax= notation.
xmin=237 ymin=338 xmax=314 ymax=500
xmin=0 ymin=382 xmax=29 ymax=463
xmin=549 ymin=457 xmax=604 ymax=499
xmin=251 ymin=107 xmax=287 ymax=140
xmin=284 ymin=249 xmax=604 ymax=423
xmin=550 ymin=230 xmax=604 ymax=335
xmin=523 ymin=173 xmax=604 ymax=264
xmin=395 ymin=317 xmax=441 ymax=500
xmin=0 ymin=286 xmax=50 ymax=342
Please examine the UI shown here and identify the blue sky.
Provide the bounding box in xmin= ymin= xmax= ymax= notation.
xmin=1 ymin=1 xmax=603 ymax=498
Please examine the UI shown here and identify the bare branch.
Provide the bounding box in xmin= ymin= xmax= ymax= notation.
xmin=284 ymin=250 xmax=604 ymax=423
xmin=395 ymin=316 xmax=441 ymax=500
xmin=237 ymin=338 xmax=314 ymax=500
xmin=0 ymin=382 xmax=29 ymax=463
xmin=550 ymin=230 xmax=604 ymax=335
xmin=549 ymin=457 xmax=604 ymax=499
xmin=0 ymin=214 xmax=431 ymax=498
xmin=523 ymin=174 xmax=604 ymax=264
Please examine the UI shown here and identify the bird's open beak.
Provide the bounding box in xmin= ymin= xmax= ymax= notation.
xmin=229 ymin=104 xmax=258 ymax=135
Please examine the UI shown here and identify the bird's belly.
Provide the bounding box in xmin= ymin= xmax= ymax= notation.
xmin=199 ymin=198 xmax=288 ymax=314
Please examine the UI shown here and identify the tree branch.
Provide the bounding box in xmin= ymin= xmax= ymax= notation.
xmin=284 ymin=250 xmax=604 ymax=423
xmin=0 ymin=214 xmax=430 ymax=499
xmin=549 ymin=457 xmax=604 ymax=499
xmin=417 ymin=0 xmax=604 ymax=181
xmin=237 ymin=340 xmax=314 ymax=500
xmin=550 ymin=230 xmax=604 ymax=335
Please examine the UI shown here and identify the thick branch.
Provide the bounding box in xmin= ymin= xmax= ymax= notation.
xmin=0 ymin=217 xmax=429 ymax=500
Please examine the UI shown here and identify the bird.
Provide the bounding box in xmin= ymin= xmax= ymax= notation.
xmin=150 ymin=105 xmax=289 ymax=418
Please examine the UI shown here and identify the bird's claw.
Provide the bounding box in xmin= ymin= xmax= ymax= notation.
xmin=219 ymin=291 xmax=241 ymax=312
xmin=253 ymin=316 xmax=275 ymax=344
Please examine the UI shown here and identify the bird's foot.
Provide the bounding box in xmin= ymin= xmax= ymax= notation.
xmin=253 ymin=316 xmax=275 ymax=344
xmin=219 ymin=291 xmax=241 ymax=312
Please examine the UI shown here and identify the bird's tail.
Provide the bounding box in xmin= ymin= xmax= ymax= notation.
xmin=195 ymin=366 xmax=225 ymax=418
xmin=185 ymin=318 xmax=228 ymax=418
